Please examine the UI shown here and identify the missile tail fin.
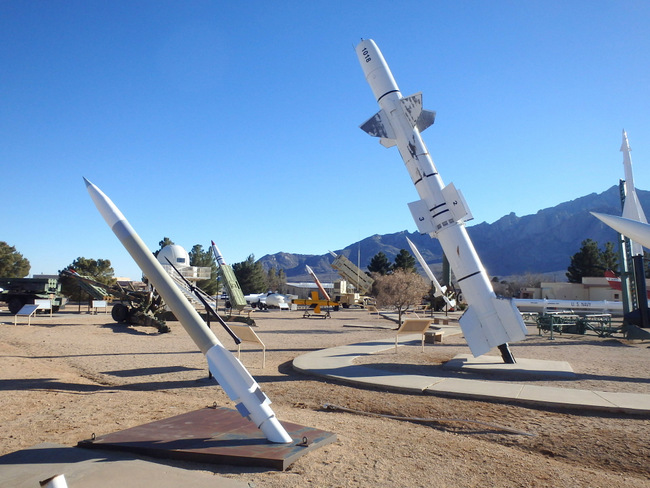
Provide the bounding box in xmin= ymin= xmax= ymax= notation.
xmin=360 ymin=109 xmax=396 ymax=141
xmin=459 ymin=297 xmax=527 ymax=357
xmin=417 ymin=110 xmax=436 ymax=132
xmin=401 ymin=93 xmax=436 ymax=132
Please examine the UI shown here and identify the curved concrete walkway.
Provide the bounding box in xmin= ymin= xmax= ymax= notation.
xmin=292 ymin=334 xmax=650 ymax=415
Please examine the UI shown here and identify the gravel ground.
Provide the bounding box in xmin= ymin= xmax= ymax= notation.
xmin=1 ymin=306 xmax=648 ymax=487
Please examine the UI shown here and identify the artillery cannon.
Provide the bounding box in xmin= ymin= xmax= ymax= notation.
xmin=60 ymin=269 xmax=170 ymax=333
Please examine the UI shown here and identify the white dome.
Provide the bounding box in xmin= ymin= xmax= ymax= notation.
xmin=157 ymin=244 xmax=190 ymax=267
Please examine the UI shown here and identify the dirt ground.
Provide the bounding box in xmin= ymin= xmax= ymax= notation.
xmin=0 ymin=305 xmax=649 ymax=487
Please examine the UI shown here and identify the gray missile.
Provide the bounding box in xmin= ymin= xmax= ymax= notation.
xmin=83 ymin=178 xmax=291 ymax=443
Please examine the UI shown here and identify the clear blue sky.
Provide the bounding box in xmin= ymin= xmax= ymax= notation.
xmin=2 ymin=1 xmax=650 ymax=280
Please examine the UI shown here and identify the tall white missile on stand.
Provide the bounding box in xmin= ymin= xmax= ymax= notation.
xmin=621 ymin=130 xmax=647 ymax=255
xmin=83 ymin=178 xmax=292 ymax=444
xmin=592 ymin=131 xmax=650 ymax=328
xmin=355 ymin=39 xmax=527 ymax=362
xmin=405 ymin=237 xmax=456 ymax=309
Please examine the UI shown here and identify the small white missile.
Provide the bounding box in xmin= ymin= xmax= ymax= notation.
xmin=83 ymin=178 xmax=291 ymax=443
xmin=405 ymin=237 xmax=456 ymax=309
xmin=592 ymin=212 xmax=650 ymax=250
xmin=620 ymin=130 xmax=647 ymax=255
xmin=305 ymin=264 xmax=331 ymax=301
xmin=356 ymin=39 xmax=527 ymax=360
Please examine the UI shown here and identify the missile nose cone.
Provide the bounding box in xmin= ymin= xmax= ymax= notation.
xmin=83 ymin=177 xmax=92 ymax=187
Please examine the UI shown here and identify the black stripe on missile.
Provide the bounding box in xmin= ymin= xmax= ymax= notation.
xmin=457 ymin=270 xmax=482 ymax=283
xmin=377 ymin=89 xmax=399 ymax=103
xmin=432 ymin=209 xmax=450 ymax=219
xmin=414 ymin=172 xmax=438 ymax=186
xmin=431 ymin=202 xmax=446 ymax=211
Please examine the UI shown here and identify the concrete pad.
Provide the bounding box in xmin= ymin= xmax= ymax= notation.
xmin=517 ymin=385 xmax=619 ymax=409
xmin=292 ymin=336 xmax=650 ymax=414
xmin=426 ymin=378 xmax=525 ymax=400
xmin=443 ymin=354 xmax=576 ymax=379
xmin=0 ymin=442 xmax=247 ymax=488
xmin=593 ymin=391 xmax=650 ymax=414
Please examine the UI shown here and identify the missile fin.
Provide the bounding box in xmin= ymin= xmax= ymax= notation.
xmin=360 ymin=109 xmax=396 ymax=140
xmin=459 ymin=298 xmax=527 ymax=357
xmin=417 ymin=109 xmax=436 ymax=133
xmin=441 ymin=183 xmax=473 ymax=222
xmin=400 ymin=93 xmax=423 ymax=128
xmin=408 ymin=199 xmax=437 ymax=235
xmin=380 ymin=137 xmax=397 ymax=148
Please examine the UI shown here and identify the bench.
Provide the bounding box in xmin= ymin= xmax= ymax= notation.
xmin=395 ymin=318 xmax=433 ymax=352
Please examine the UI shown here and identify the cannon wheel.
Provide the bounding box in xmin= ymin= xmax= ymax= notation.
xmin=111 ymin=303 xmax=129 ymax=323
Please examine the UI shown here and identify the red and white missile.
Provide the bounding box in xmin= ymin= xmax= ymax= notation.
xmin=305 ymin=264 xmax=331 ymax=301
xmin=84 ymin=178 xmax=291 ymax=443
xmin=356 ymin=39 xmax=527 ymax=361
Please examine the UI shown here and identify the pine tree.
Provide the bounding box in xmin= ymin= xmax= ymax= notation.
xmin=233 ymin=255 xmax=267 ymax=294
xmin=0 ymin=242 xmax=30 ymax=277
xmin=189 ymin=244 xmax=219 ymax=295
xmin=392 ymin=249 xmax=417 ymax=273
xmin=566 ymin=239 xmax=605 ymax=283
xmin=367 ymin=252 xmax=391 ymax=275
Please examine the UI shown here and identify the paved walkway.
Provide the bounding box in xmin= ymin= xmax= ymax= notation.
xmin=292 ymin=334 xmax=650 ymax=415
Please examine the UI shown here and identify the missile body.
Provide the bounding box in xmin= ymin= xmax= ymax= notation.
xmin=305 ymin=264 xmax=331 ymax=300
xmin=405 ymin=237 xmax=456 ymax=309
xmin=592 ymin=212 xmax=650 ymax=251
xmin=211 ymin=241 xmax=247 ymax=310
xmin=356 ymin=39 xmax=526 ymax=359
xmin=84 ymin=178 xmax=291 ymax=443
xmin=621 ymin=130 xmax=648 ymax=255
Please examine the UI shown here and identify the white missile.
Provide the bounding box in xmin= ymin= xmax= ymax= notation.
xmin=620 ymin=130 xmax=647 ymax=255
xmin=83 ymin=178 xmax=291 ymax=443
xmin=592 ymin=212 xmax=650 ymax=250
xmin=211 ymin=240 xmax=227 ymax=266
xmin=305 ymin=264 xmax=331 ymax=301
xmin=356 ymin=39 xmax=527 ymax=360
xmin=405 ymin=237 xmax=456 ymax=309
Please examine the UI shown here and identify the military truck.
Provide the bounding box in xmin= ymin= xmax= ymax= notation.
xmin=0 ymin=277 xmax=66 ymax=314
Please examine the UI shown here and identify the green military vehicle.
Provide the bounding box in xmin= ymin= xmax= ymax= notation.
xmin=0 ymin=277 xmax=66 ymax=314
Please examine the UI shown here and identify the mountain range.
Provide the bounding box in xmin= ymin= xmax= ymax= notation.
xmin=258 ymin=185 xmax=648 ymax=283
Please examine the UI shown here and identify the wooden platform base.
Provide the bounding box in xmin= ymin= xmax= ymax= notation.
xmin=78 ymin=406 xmax=336 ymax=471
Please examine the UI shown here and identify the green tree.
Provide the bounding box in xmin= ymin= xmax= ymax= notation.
xmin=0 ymin=242 xmax=30 ymax=277
xmin=266 ymin=267 xmax=287 ymax=293
xmin=60 ymin=257 xmax=116 ymax=300
xmin=601 ymin=241 xmax=618 ymax=272
xmin=392 ymin=249 xmax=417 ymax=273
xmin=189 ymin=244 xmax=220 ymax=295
xmin=367 ymin=252 xmax=391 ymax=275
xmin=373 ymin=269 xmax=428 ymax=325
xmin=566 ymin=239 xmax=606 ymax=283
xmin=233 ymin=255 xmax=267 ymax=294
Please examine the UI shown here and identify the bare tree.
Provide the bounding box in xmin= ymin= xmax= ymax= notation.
xmin=373 ymin=269 xmax=428 ymax=325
